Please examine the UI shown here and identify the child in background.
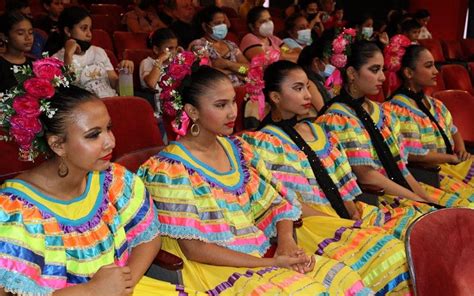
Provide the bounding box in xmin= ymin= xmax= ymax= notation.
xmin=34 ymin=0 xmax=64 ymax=35
xmin=415 ymin=9 xmax=432 ymax=39
xmin=401 ymin=18 xmax=422 ymax=43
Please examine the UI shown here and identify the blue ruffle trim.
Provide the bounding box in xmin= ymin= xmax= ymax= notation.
xmin=0 ymin=269 xmax=53 ymax=296
xmin=128 ymin=213 xmax=161 ymax=250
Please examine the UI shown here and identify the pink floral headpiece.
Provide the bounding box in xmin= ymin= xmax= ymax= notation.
xmin=244 ymin=48 xmax=280 ymax=120
xmin=383 ymin=34 xmax=411 ymax=96
xmin=158 ymin=50 xmax=210 ymax=137
xmin=0 ymin=55 xmax=75 ymax=161
xmin=325 ymin=28 xmax=357 ymax=96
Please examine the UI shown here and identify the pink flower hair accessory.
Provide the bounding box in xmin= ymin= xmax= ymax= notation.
xmin=244 ymin=48 xmax=280 ymax=120
xmin=157 ymin=50 xmax=210 ymax=137
xmin=0 ymin=55 xmax=75 ymax=161
xmin=325 ymin=28 xmax=357 ymax=96
xmin=383 ymin=34 xmax=411 ymax=96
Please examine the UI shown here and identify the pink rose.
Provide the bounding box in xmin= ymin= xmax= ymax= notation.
xmin=330 ymin=53 xmax=347 ymax=68
xmin=32 ymin=57 xmax=64 ymax=81
xmin=24 ymin=78 xmax=55 ymax=99
xmin=10 ymin=126 xmax=36 ymax=149
xmin=10 ymin=115 xmax=43 ymax=134
xmin=332 ymin=36 xmax=348 ymax=54
xmin=12 ymin=95 xmax=41 ymax=117
xmin=162 ymin=100 xmax=177 ymax=117
xmin=168 ymin=63 xmax=191 ymax=81
xmin=180 ymin=51 xmax=196 ymax=64
xmin=343 ymin=28 xmax=357 ymax=37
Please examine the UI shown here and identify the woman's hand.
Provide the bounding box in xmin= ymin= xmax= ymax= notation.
xmin=344 ymin=201 xmax=361 ymax=220
xmin=274 ymin=253 xmax=315 ymax=274
xmin=275 ymin=238 xmax=313 ymax=274
xmin=64 ymin=39 xmax=81 ymax=57
xmin=456 ymin=150 xmax=471 ymax=162
xmin=117 ymin=60 xmax=134 ymax=74
xmin=86 ymin=264 xmax=133 ymax=296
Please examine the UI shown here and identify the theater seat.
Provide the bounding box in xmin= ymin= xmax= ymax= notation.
xmin=432 ymin=90 xmax=474 ymax=147
xmin=461 ymin=39 xmax=474 ymax=61
xmin=123 ymin=48 xmax=153 ymax=89
xmin=91 ymin=29 xmax=114 ymax=52
xmin=419 ymin=39 xmax=445 ymax=63
xmin=440 ymin=64 xmax=474 ymax=95
xmin=221 ymin=6 xmax=238 ymax=18
xmin=91 ymin=14 xmax=123 ymax=35
xmin=441 ymin=40 xmax=465 ymax=61
xmin=229 ymin=17 xmax=249 ymax=38
xmin=90 ymin=3 xmax=124 ymax=20
xmin=225 ymin=31 xmax=239 ymax=44
xmin=102 ymin=96 xmax=164 ymax=160
xmin=115 ymin=146 xmax=163 ymax=173
xmin=113 ymin=31 xmax=148 ymax=60
xmin=406 ymin=208 xmax=474 ymax=295
xmin=104 ymin=49 xmax=118 ymax=68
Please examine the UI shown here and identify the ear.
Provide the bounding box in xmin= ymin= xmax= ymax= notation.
xmin=47 ymin=135 xmax=66 ymax=157
xmin=268 ymin=91 xmax=280 ymax=106
xmin=184 ymin=103 xmax=199 ymax=121
xmin=402 ymin=67 xmax=413 ymax=80
xmin=346 ymin=66 xmax=357 ymax=81
xmin=64 ymin=26 xmax=71 ymax=38
xmin=152 ymin=45 xmax=159 ymax=55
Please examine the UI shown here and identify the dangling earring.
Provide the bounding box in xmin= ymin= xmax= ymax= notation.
xmin=58 ymin=158 xmax=69 ymax=178
xmin=348 ymin=80 xmax=359 ymax=97
xmin=190 ymin=120 xmax=200 ymax=136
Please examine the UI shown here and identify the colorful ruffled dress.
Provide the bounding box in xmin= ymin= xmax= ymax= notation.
xmin=242 ymin=122 xmax=423 ymax=240
xmin=384 ymin=94 xmax=474 ymax=202
xmin=0 ymin=163 xmax=203 ymax=296
xmin=316 ymin=99 xmax=460 ymax=208
xmin=138 ymin=136 xmax=409 ymax=295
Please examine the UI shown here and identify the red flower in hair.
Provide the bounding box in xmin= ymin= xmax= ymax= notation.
xmin=24 ymin=78 xmax=55 ymax=99
xmin=32 ymin=57 xmax=64 ymax=81
xmin=12 ymin=95 xmax=41 ymax=117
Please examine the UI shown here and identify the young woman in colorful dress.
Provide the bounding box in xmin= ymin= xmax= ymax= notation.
xmin=383 ymin=39 xmax=474 ymax=206
xmin=138 ymin=52 xmax=374 ymax=295
xmin=0 ymin=60 xmax=205 ymax=296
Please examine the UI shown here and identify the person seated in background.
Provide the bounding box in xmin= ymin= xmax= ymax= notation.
xmin=169 ymin=0 xmax=199 ymax=48
xmin=122 ymin=0 xmax=167 ymax=33
xmin=282 ymin=13 xmax=312 ymax=51
xmin=324 ymin=4 xmax=346 ymax=30
xmin=156 ymin=0 xmax=176 ymax=26
xmin=400 ymin=18 xmax=421 ymax=43
xmin=238 ymin=0 xmax=264 ymax=19
xmin=240 ymin=7 xmax=299 ymax=62
xmin=355 ymin=13 xmax=389 ymax=46
xmin=414 ymin=9 xmax=432 ymax=39
xmin=297 ymin=39 xmax=334 ymax=108
xmin=49 ymin=6 xmax=134 ymax=98
xmin=298 ymin=0 xmax=324 ymax=37
xmin=0 ymin=11 xmax=34 ymax=92
xmin=140 ymin=28 xmax=179 ymax=112
xmin=189 ymin=5 xmax=249 ymax=86
xmin=5 ymin=0 xmax=45 ymax=58
xmin=34 ymin=0 xmax=64 ymax=35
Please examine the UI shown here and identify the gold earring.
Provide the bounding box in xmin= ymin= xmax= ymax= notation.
xmin=58 ymin=157 xmax=69 ymax=178
xmin=190 ymin=120 xmax=200 ymax=136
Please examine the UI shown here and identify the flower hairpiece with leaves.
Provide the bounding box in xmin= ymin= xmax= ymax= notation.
xmin=0 ymin=54 xmax=75 ymax=161
xmin=325 ymin=27 xmax=357 ymax=96
xmin=158 ymin=50 xmax=210 ymax=137
xmin=383 ymin=34 xmax=412 ymax=96
xmin=244 ymin=48 xmax=280 ymax=120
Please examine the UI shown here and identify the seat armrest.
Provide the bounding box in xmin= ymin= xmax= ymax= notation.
xmin=359 ymin=183 xmax=385 ymax=196
xmin=154 ymin=250 xmax=184 ymax=271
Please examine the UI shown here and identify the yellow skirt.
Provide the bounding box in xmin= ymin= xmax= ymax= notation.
xmin=421 ymin=182 xmax=474 ymax=208
xmin=440 ymin=159 xmax=474 ymax=188
xmin=160 ymin=237 xmax=372 ymax=295
xmin=297 ymin=215 xmax=411 ymax=295
xmin=133 ymin=276 xmax=207 ymax=296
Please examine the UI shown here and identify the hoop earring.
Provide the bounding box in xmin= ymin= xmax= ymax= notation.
xmin=348 ymin=81 xmax=359 ymax=97
xmin=58 ymin=158 xmax=69 ymax=178
xmin=190 ymin=122 xmax=200 ymax=136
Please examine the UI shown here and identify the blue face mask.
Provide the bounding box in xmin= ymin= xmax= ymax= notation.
xmin=361 ymin=27 xmax=373 ymax=39
xmin=321 ymin=63 xmax=336 ymax=78
xmin=296 ymin=29 xmax=312 ymax=45
xmin=211 ymin=24 xmax=228 ymax=40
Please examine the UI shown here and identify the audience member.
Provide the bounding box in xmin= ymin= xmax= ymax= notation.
xmin=414 ymin=9 xmax=432 ymax=39
xmin=282 ymin=13 xmax=312 ymax=50
xmin=34 ymin=0 xmax=64 ymax=35
xmin=401 ymin=18 xmax=421 ymax=43
xmin=122 ymin=0 xmax=166 ymax=33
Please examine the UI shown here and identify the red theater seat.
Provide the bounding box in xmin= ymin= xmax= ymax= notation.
xmin=115 ymin=146 xmax=164 ymax=173
xmin=432 ymin=90 xmax=474 ymax=147
xmin=91 ymin=29 xmax=114 ymax=52
xmin=91 ymin=14 xmax=123 ymax=35
xmin=440 ymin=64 xmax=474 ymax=95
xmin=406 ymin=208 xmax=474 ymax=295
xmin=461 ymin=39 xmax=474 ymax=61
xmin=102 ymin=96 xmax=164 ymax=160
xmin=229 ymin=17 xmax=249 ymax=38
xmin=441 ymin=40 xmax=465 ymax=61
xmin=113 ymin=31 xmax=148 ymax=60
xmin=221 ymin=6 xmax=238 ymax=18
xmin=90 ymin=3 xmax=124 ymax=20
xmin=104 ymin=49 xmax=118 ymax=68
xmin=123 ymin=49 xmax=153 ymax=89
xmin=419 ymin=39 xmax=445 ymax=63
xmin=225 ymin=31 xmax=239 ymax=44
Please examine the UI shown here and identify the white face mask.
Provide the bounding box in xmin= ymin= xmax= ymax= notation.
xmin=296 ymin=29 xmax=312 ymax=45
xmin=321 ymin=63 xmax=336 ymax=78
xmin=361 ymin=26 xmax=373 ymax=39
xmin=259 ymin=20 xmax=274 ymax=37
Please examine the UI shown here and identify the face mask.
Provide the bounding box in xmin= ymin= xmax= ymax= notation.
xmin=210 ymin=23 xmax=228 ymax=40
xmin=74 ymin=38 xmax=91 ymax=52
xmin=259 ymin=20 xmax=274 ymax=37
xmin=361 ymin=26 xmax=373 ymax=39
xmin=307 ymin=13 xmax=317 ymax=21
xmin=296 ymin=29 xmax=312 ymax=45
xmin=321 ymin=63 xmax=336 ymax=78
